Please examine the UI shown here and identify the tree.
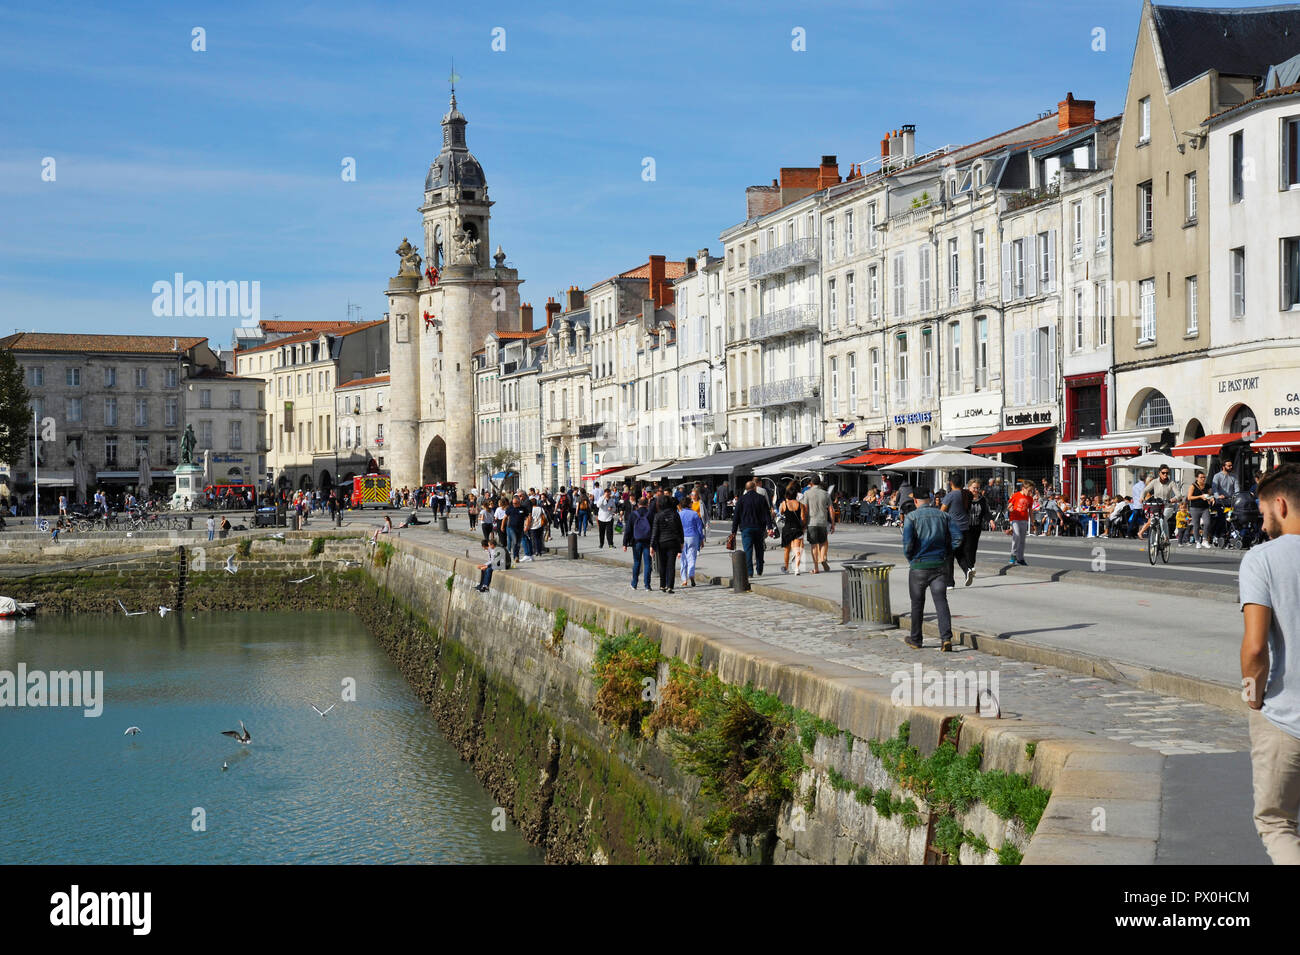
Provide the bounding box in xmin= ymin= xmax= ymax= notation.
xmin=488 ymin=447 xmax=520 ymax=492
xmin=0 ymin=349 xmax=32 ymax=470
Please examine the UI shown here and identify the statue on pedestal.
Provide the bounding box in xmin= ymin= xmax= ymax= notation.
xmin=396 ymin=237 xmax=423 ymax=277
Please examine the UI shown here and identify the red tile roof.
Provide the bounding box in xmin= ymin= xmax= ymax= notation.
xmin=1205 ymin=81 xmax=1300 ymax=123
xmin=336 ymin=374 xmax=390 ymax=390
xmin=619 ymin=260 xmax=687 ymax=280
xmin=260 ymin=320 xmax=357 ymax=333
xmin=491 ymin=330 xmax=534 ymax=340
xmin=0 ymin=332 xmax=207 ymax=354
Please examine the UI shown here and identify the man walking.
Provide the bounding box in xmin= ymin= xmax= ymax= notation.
xmin=940 ymin=474 xmax=974 ymax=587
xmin=1008 ymin=480 xmax=1033 ymax=566
xmin=731 ymin=480 xmax=774 ymax=577
xmin=596 ymin=485 xmax=616 ymax=548
xmin=678 ymin=496 xmax=705 ymax=587
xmin=903 ymin=487 xmax=963 ymax=651
xmin=802 ymin=476 xmax=835 ymax=573
xmin=1240 ymin=463 xmax=1300 ymax=864
xmin=623 ymin=495 xmax=654 ymax=590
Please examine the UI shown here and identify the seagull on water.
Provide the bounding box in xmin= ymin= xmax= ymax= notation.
xmin=221 ymin=720 xmax=252 ymax=744
xmin=309 ymin=702 xmax=335 ymax=717
xmin=116 ymin=599 xmax=146 ymax=617
xmin=157 ymin=606 xmax=173 ymax=618
xmin=222 ymin=762 xmax=228 ymax=771
xmin=124 ymin=726 xmax=141 ymax=736
xmin=225 ymin=554 xmax=238 ymax=575
xmin=289 ymin=574 xmax=315 ymax=585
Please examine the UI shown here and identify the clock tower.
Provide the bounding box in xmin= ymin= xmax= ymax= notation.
xmin=385 ymin=89 xmax=525 ymax=492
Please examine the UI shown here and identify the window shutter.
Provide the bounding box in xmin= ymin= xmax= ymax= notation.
xmin=1028 ymin=328 xmax=1040 ymax=404
xmin=1047 ymin=231 xmax=1058 ymax=292
xmin=1025 ymin=236 xmax=1038 ymax=298
xmin=1013 ymin=332 xmax=1025 ymax=405
xmin=1045 ymin=324 xmax=1056 ymax=400
xmin=1001 ymin=242 xmax=1013 ymax=300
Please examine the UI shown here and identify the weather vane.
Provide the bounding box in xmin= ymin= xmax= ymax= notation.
xmin=449 ymin=61 xmax=460 ymax=92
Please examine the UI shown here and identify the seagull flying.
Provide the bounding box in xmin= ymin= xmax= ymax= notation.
xmin=124 ymin=726 xmax=141 ymax=736
xmin=116 ymin=599 xmax=146 ymax=617
xmin=337 ymin=559 xmax=360 ymax=568
xmin=225 ymin=554 xmax=238 ymax=575
xmin=309 ymin=702 xmax=335 ymax=717
xmin=157 ymin=606 xmax=172 ymax=618
xmin=289 ymin=574 xmax=316 ymax=585
xmin=221 ymin=720 xmax=252 ymax=744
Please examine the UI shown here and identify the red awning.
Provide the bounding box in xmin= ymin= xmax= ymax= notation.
xmin=971 ymin=427 xmax=1054 ymax=456
xmin=579 ymin=466 xmax=629 ymax=481
xmin=1252 ymin=430 xmax=1300 ymax=452
xmin=838 ymin=447 xmax=921 ymax=467
xmin=1170 ymin=432 xmax=1244 ymax=457
xmin=1077 ymin=445 xmax=1141 ymax=459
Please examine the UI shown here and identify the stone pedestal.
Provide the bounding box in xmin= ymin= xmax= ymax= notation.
xmin=171 ymin=463 xmax=204 ymax=510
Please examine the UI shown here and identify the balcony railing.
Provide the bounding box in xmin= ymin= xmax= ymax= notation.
xmin=749 ymin=376 xmax=819 ymax=407
xmin=748 ymin=237 xmax=818 ymax=279
xmin=749 ymin=303 xmax=820 ymax=341
xmin=544 ymin=418 xmax=574 ymax=438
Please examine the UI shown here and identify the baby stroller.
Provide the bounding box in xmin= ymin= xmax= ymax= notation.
xmin=1223 ymin=491 xmax=1264 ymax=550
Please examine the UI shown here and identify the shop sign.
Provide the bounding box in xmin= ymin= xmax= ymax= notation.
xmin=1078 ymin=445 xmax=1139 ymax=459
xmin=1004 ymin=409 xmax=1054 ymax=427
xmin=893 ymin=410 xmax=934 ymax=425
xmin=1217 ymin=376 xmax=1259 ymax=394
xmin=1275 ymin=394 xmax=1300 ymax=419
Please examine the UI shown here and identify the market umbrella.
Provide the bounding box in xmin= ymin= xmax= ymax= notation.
xmin=878 ymin=445 xmax=1018 ymax=472
xmin=71 ymin=448 xmax=90 ymax=504
xmin=137 ymin=451 xmax=152 ymax=498
xmin=1108 ymin=452 xmax=1203 ymax=473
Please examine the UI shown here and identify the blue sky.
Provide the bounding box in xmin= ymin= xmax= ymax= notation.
xmin=0 ymin=0 xmax=1234 ymax=350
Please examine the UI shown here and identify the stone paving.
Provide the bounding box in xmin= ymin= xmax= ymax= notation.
xmin=414 ymin=531 xmax=1250 ymax=757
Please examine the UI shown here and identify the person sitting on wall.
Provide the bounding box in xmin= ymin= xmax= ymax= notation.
xmin=476 ymin=538 xmax=506 ymax=592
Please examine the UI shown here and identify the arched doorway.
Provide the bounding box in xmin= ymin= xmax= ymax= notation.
xmin=1226 ymin=403 xmax=1262 ymax=486
xmin=1227 ymin=404 xmax=1259 ymax=439
xmin=422 ymin=436 xmax=447 ymax=485
xmin=319 ymin=470 xmax=333 ymax=492
xmin=299 ymin=474 xmax=313 ymax=491
xmin=1183 ymin=418 xmax=1205 ymax=443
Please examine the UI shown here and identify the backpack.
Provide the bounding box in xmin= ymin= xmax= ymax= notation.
xmin=633 ymin=509 xmax=652 ymax=540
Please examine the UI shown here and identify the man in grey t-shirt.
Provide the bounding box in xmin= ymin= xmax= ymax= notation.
xmin=940 ymin=474 xmax=974 ymax=588
xmin=1240 ymin=463 xmax=1300 ymax=864
xmin=801 ymin=477 xmax=834 ymax=573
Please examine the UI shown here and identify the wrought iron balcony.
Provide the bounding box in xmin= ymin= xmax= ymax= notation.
xmin=749 ymin=303 xmax=820 ymax=341
xmin=748 ymin=237 xmax=819 ymax=279
xmin=749 ymin=376 xmax=820 ymax=407
xmin=543 ymin=418 xmax=575 ymax=438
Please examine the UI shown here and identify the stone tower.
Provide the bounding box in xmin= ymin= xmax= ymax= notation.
xmin=386 ymin=90 xmax=524 ymax=491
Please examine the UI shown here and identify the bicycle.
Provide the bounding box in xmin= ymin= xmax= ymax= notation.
xmin=1145 ymin=503 xmax=1172 ymax=565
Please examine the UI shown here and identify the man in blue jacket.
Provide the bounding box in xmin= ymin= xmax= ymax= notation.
xmin=902 ymin=487 xmax=963 ymax=651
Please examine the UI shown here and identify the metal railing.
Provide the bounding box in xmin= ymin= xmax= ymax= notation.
xmin=748 ymin=237 xmax=818 ymax=279
xmin=749 ymin=376 xmax=819 ymax=407
xmin=749 ymin=303 xmax=820 ymax=341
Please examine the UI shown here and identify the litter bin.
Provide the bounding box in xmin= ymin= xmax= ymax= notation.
xmin=840 ymin=559 xmax=894 ymax=628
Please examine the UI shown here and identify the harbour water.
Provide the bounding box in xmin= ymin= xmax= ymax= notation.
xmin=0 ymin=610 xmax=541 ymax=864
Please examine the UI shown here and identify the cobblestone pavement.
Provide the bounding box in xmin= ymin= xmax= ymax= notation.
xmin=417 ymin=532 xmax=1250 ymax=757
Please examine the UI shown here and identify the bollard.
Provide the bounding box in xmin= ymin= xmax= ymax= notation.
xmin=567 ymin=531 xmax=578 ymax=559
xmin=335 ymin=509 xmax=342 ymax=528
xmin=186 ymin=516 xmax=193 ymax=530
xmin=439 ymin=515 xmax=449 ymax=533
xmin=730 ymin=548 xmax=749 ymax=593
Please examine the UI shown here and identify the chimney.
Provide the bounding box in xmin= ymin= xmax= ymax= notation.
xmin=648 ymin=254 xmax=667 ymax=308
xmin=1058 ymin=92 xmax=1095 ymax=131
xmin=685 ymin=256 xmax=696 ymax=274
xmin=746 ymin=184 xmax=781 ymax=218
xmin=545 ymin=297 xmax=561 ymax=329
xmin=818 ymin=155 xmax=841 ymax=189
xmin=881 ymin=134 xmax=890 ymax=160
xmin=565 ymin=285 xmax=585 ymax=312
xmin=519 ymin=302 xmax=534 ymax=330
xmin=900 ymin=125 xmax=916 ymax=160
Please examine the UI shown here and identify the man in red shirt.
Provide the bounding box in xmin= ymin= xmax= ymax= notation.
xmin=1008 ymin=481 xmax=1033 ymax=566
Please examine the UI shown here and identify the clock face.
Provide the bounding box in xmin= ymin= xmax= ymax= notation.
xmin=434 ymin=224 xmax=443 ymax=244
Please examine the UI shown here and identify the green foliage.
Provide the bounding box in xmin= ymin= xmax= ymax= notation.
xmin=552 ymin=607 xmax=568 ymax=644
xmin=998 ymin=842 xmax=1024 ymax=866
xmin=1025 ymin=741 xmax=1037 ymax=761
xmin=591 ymin=629 xmax=662 ymax=736
xmin=374 ymin=541 xmax=395 ymax=566
xmin=0 ymin=349 xmax=32 ymax=470
xmin=827 ymin=766 xmax=854 ymax=792
xmin=445 ymin=574 xmax=454 ymax=592
xmin=235 ymin=538 xmax=252 ymax=559
xmin=872 ymin=788 xmax=894 ymax=818
xmin=308 ymin=537 xmax=325 ymax=557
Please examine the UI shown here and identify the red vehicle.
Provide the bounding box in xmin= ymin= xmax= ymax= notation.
xmin=350 ymin=473 xmax=392 ymax=509
xmin=204 ymin=484 xmax=254 ymax=507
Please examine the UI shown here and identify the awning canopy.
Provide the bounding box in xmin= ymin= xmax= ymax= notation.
xmin=839 ymin=447 xmax=921 ymax=467
xmin=928 ymin=433 xmax=992 ymax=451
xmin=647 ymin=444 xmax=810 ymax=481
xmin=753 ymin=440 xmax=872 ymax=476
xmin=880 ymin=446 xmax=1017 ymax=472
xmin=580 ymin=466 xmax=628 ymax=482
xmin=971 ymin=426 xmax=1054 ymax=456
xmin=1057 ymin=436 xmax=1146 ymax=460
xmin=490 ymin=471 xmax=511 ymax=481
xmin=1170 ymin=432 xmax=1244 ymax=457
xmin=631 ymin=459 xmax=676 ymax=480
xmin=1252 ymin=430 xmax=1300 ymax=452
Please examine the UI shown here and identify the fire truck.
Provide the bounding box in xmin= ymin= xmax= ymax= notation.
xmin=349 ymin=473 xmax=392 ymax=509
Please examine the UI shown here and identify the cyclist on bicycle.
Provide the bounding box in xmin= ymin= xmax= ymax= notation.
xmin=1138 ymin=465 xmax=1180 ymax=539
